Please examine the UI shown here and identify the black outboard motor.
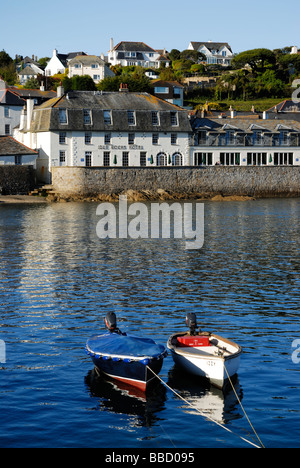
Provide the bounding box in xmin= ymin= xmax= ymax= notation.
xmin=105 ymin=312 xmax=118 ymax=332
xmin=186 ymin=313 xmax=198 ymax=336
xmin=105 ymin=312 xmax=124 ymax=335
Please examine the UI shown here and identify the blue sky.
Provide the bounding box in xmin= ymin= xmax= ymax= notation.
xmin=1 ymin=0 xmax=300 ymax=59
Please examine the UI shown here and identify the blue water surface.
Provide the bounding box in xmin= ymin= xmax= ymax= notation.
xmin=0 ymin=198 xmax=299 ymax=448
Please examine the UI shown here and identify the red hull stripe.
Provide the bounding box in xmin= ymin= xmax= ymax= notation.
xmin=102 ymin=372 xmax=155 ymax=392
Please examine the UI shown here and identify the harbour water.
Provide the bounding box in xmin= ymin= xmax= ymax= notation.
xmin=0 ymin=198 xmax=299 ymax=448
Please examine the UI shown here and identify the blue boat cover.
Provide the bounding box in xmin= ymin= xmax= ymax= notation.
xmin=87 ymin=332 xmax=166 ymax=359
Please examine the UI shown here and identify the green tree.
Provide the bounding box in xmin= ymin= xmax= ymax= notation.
xmin=24 ymin=77 xmax=40 ymax=89
xmin=0 ymin=50 xmax=13 ymax=67
xmin=232 ymin=48 xmax=276 ymax=74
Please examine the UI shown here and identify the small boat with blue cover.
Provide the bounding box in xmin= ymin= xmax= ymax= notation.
xmin=85 ymin=312 xmax=167 ymax=391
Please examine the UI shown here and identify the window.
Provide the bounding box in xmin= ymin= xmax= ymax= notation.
xmin=274 ymin=153 xmax=293 ymax=165
xmin=85 ymin=151 xmax=92 ymax=167
xmin=152 ymin=111 xmax=159 ymax=126
xmin=59 ymin=132 xmax=66 ymax=144
xmin=59 ymin=109 xmax=67 ymax=124
xmin=280 ymin=132 xmax=290 ymax=146
xmin=170 ymin=112 xmax=178 ymax=126
xmin=220 ymin=152 xmax=241 ymax=166
xmin=93 ymin=75 xmax=101 ymax=81
xmin=74 ymin=63 xmax=81 ymax=69
xmin=85 ymin=132 xmax=92 ymax=145
xmin=172 ymin=153 xmax=183 ymax=166
xmin=15 ymin=155 xmax=22 ymax=165
xmin=59 ymin=151 xmax=66 ymax=165
xmin=103 ymin=152 xmax=110 ymax=166
xmin=247 ymin=153 xmax=267 ymax=166
xmin=140 ymin=152 xmax=147 ymax=166
xmin=91 ymin=64 xmax=98 ymax=68
xmin=83 ymin=109 xmax=92 ymax=125
xmin=152 ymin=133 xmax=159 ymax=145
xmin=171 ymin=133 xmax=177 ymax=145
xmin=194 ymin=152 xmax=213 ymax=166
xmin=4 ymin=107 xmax=9 ymax=118
xmin=154 ymin=87 xmax=169 ymax=94
xmin=157 ymin=152 xmax=167 ymax=166
xmin=128 ymin=133 xmax=135 ymax=145
xmin=103 ymin=110 xmax=112 ymax=125
xmin=5 ymin=124 xmax=10 ymax=135
xmin=127 ymin=111 xmax=136 ymax=126
xmin=122 ymin=152 xmax=129 ymax=166
xmin=104 ymin=133 xmax=111 ymax=144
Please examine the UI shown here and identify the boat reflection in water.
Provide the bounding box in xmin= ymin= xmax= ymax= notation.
xmin=168 ymin=366 xmax=243 ymax=425
xmin=85 ymin=369 xmax=167 ymax=428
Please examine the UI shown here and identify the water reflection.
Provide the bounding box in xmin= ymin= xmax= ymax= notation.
xmin=85 ymin=369 xmax=167 ymax=429
xmin=168 ymin=366 xmax=243 ymax=425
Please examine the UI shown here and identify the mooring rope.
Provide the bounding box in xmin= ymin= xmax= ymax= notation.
xmin=147 ymin=365 xmax=264 ymax=449
xmin=223 ymin=363 xmax=265 ymax=448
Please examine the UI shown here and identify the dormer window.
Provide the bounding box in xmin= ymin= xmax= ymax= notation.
xmin=83 ymin=109 xmax=92 ymax=125
xmin=104 ymin=110 xmax=112 ymax=125
xmin=127 ymin=110 xmax=136 ymax=126
xmin=170 ymin=111 xmax=178 ymax=126
xmin=59 ymin=109 xmax=67 ymax=124
xmin=152 ymin=111 xmax=159 ymax=126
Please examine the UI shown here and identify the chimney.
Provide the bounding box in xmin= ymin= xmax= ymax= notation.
xmin=40 ymin=81 xmax=45 ymax=92
xmin=263 ymin=111 xmax=269 ymax=120
xmin=119 ymin=83 xmax=129 ymax=92
xmin=57 ymin=84 xmax=64 ymax=98
xmin=110 ymin=38 xmax=114 ymax=51
xmin=27 ymin=99 xmax=34 ymax=130
xmin=229 ymin=106 xmax=236 ymax=118
xmin=19 ymin=106 xmax=26 ymax=131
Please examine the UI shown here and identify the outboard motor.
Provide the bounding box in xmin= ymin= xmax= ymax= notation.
xmin=105 ymin=312 xmax=118 ymax=332
xmin=186 ymin=313 xmax=198 ymax=336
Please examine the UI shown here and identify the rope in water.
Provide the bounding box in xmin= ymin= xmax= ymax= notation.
xmin=147 ymin=365 xmax=265 ymax=449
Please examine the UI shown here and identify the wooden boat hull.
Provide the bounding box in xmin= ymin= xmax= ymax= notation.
xmin=89 ymin=354 xmax=164 ymax=392
xmin=167 ymin=332 xmax=242 ymax=389
xmin=86 ymin=332 xmax=167 ymax=392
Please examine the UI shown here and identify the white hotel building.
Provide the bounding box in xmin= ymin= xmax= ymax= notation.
xmin=14 ymin=88 xmax=300 ymax=183
xmin=14 ymin=88 xmax=192 ymax=182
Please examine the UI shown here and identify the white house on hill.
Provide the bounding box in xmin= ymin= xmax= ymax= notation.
xmin=188 ymin=41 xmax=233 ymax=66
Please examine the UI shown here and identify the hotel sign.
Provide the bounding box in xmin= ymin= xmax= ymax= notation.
xmin=98 ymin=144 xmax=144 ymax=150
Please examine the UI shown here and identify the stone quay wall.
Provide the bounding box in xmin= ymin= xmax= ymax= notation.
xmin=0 ymin=166 xmax=36 ymax=195
xmin=51 ymin=166 xmax=300 ymax=200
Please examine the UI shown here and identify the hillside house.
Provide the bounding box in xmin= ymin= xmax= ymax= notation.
xmin=68 ymin=55 xmax=115 ymax=84
xmin=188 ymin=41 xmax=233 ymax=66
xmin=108 ymin=40 xmax=170 ymax=68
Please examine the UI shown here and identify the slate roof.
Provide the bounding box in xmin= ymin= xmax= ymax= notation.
xmin=190 ymin=42 xmax=232 ymax=53
xmin=112 ymin=41 xmax=156 ymax=53
xmin=266 ymin=100 xmax=300 ymax=113
xmin=69 ymin=55 xmax=107 ymax=66
xmin=29 ymin=91 xmax=192 ymax=133
xmin=0 ymin=89 xmax=26 ymax=107
xmin=0 ymin=136 xmax=38 ymax=156
xmin=192 ymin=117 xmax=300 ymax=133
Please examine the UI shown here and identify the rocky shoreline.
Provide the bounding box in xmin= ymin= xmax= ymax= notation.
xmin=0 ymin=191 xmax=256 ymax=204
xmin=46 ymin=189 xmax=256 ymax=203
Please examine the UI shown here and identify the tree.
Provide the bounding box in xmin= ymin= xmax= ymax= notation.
xmin=232 ymin=48 xmax=276 ymax=74
xmin=24 ymin=77 xmax=40 ymax=89
xmin=180 ymin=50 xmax=206 ymax=63
xmin=0 ymin=50 xmax=13 ymax=68
xmin=168 ymin=49 xmax=181 ymax=61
